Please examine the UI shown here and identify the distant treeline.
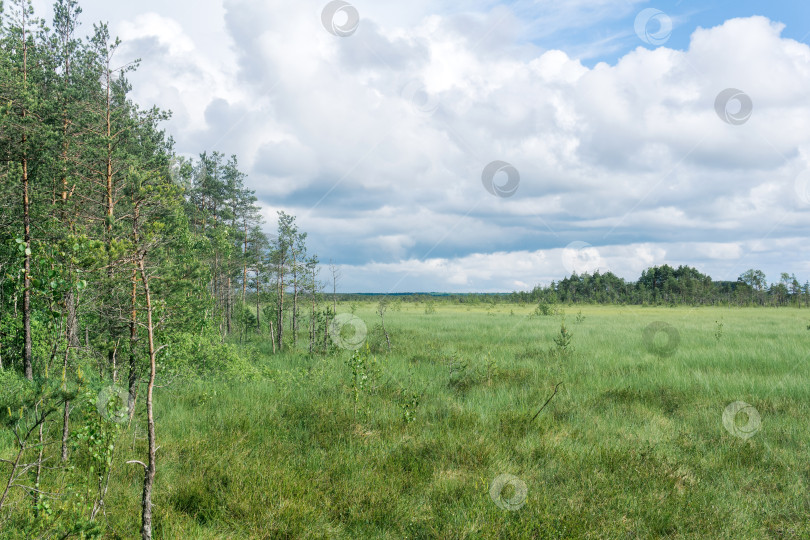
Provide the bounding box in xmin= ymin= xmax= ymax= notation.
xmin=337 ymin=266 xmax=809 ymax=307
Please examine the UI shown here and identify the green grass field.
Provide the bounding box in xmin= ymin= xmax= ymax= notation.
xmin=91 ymin=305 xmax=810 ymax=538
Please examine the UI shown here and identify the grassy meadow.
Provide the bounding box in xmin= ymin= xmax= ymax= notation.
xmin=54 ymin=304 xmax=810 ymax=538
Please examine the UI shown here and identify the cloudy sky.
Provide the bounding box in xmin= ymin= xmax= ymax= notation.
xmin=31 ymin=0 xmax=810 ymax=292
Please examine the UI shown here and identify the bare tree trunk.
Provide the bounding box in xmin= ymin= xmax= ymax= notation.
xmin=277 ymin=261 xmax=285 ymax=352
xmin=21 ymin=8 xmax=33 ymax=381
xmin=330 ymin=261 xmax=340 ymax=314
xmin=292 ymin=249 xmax=298 ymax=345
xmin=23 ymin=154 xmax=32 ymax=380
xmin=256 ymin=267 xmax=261 ymax=333
xmin=111 ymin=340 xmax=118 ymax=383
xmin=309 ymin=263 xmax=320 ymax=354
xmin=242 ymin=223 xmax=248 ymax=303
xmin=134 ymin=255 xmax=158 ymax=540
xmin=33 ymin=419 xmax=44 ymax=508
xmin=324 ymin=309 xmax=329 ymax=349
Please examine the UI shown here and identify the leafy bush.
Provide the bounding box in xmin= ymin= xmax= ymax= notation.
xmin=160 ymin=330 xmax=257 ymax=380
xmin=534 ymin=303 xmax=550 ymax=316
xmin=534 ymin=303 xmax=563 ymax=317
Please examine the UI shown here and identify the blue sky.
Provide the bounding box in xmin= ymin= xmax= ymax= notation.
xmin=521 ymin=1 xmax=810 ymax=66
xmin=29 ymin=0 xmax=810 ymax=292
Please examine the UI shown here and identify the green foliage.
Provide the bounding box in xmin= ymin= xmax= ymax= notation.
xmin=0 ymin=312 xmax=23 ymax=369
xmin=161 ymin=330 xmax=256 ymax=380
xmin=445 ymin=352 xmax=501 ymax=392
xmin=398 ymin=387 xmax=420 ymax=424
xmin=714 ymin=319 xmax=724 ymax=342
xmin=307 ymin=306 xmax=335 ymax=354
xmin=366 ymin=322 xmax=389 ymax=353
xmin=344 ymin=345 xmax=379 ymax=417
xmin=553 ymin=320 xmax=573 ymax=355
xmin=447 ymin=354 xmax=470 ymax=389
xmin=72 ymin=389 xmax=122 ymax=491
xmin=0 ymin=371 xmax=74 ymax=427
xmin=533 ymin=302 xmax=560 ymax=317
xmin=424 ymin=299 xmax=437 ymax=314
xmin=534 ymin=302 xmax=552 ymax=317
xmin=239 ymin=305 xmax=258 ymax=331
